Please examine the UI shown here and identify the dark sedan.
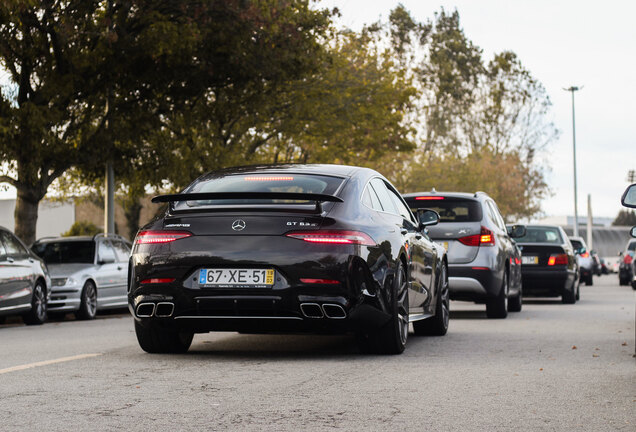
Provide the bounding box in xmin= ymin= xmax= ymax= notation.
xmin=514 ymin=225 xmax=579 ymax=303
xmin=129 ymin=164 xmax=449 ymax=354
xmin=0 ymin=226 xmax=50 ymax=325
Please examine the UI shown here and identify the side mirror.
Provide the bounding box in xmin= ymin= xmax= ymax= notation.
xmin=507 ymin=225 xmax=526 ymax=238
xmin=630 ymin=226 xmax=636 ymax=238
xmin=416 ymin=209 xmax=440 ymax=228
xmin=621 ymin=183 xmax=636 ymax=208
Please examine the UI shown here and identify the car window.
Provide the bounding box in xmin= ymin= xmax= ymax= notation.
xmin=370 ymin=178 xmax=398 ymax=214
xmin=97 ymin=241 xmax=117 ymax=263
xmin=32 ymin=240 xmax=95 ymax=264
xmin=570 ymin=239 xmax=584 ymax=250
xmin=516 ymin=226 xmax=564 ymax=244
xmin=365 ymin=183 xmax=383 ymax=211
xmin=404 ymin=196 xmax=482 ymax=222
xmin=387 ymin=188 xmax=416 ymax=223
xmin=1 ymin=231 xmax=28 ymax=256
xmin=486 ymin=201 xmax=503 ymax=231
xmin=628 ymin=240 xmax=636 ymax=252
xmin=489 ymin=201 xmax=507 ymax=231
xmin=111 ymin=240 xmax=131 ymax=262
xmin=0 ymin=235 xmax=6 ymax=257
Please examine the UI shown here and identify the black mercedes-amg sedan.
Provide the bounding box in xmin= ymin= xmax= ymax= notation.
xmin=129 ymin=164 xmax=449 ymax=354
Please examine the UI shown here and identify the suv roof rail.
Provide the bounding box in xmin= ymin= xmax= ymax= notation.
xmin=474 ymin=191 xmax=489 ymax=197
xmin=93 ymin=233 xmax=127 ymax=242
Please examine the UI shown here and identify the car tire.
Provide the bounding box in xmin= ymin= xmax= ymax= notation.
xmin=631 ymin=281 xmax=636 ymax=290
xmin=486 ymin=272 xmax=508 ymax=319
xmin=357 ymin=261 xmax=409 ymax=354
xmin=134 ymin=321 xmax=194 ymax=354
xmin=75 ymin=281 xmax=98 ymax=320
xmin=23 ymin=281 xmax=47 ymax=325
xmin=508 ymin=285 xmax=523 ymax=313
xmin=585 ymin=274 xmax=593 ymax=286
xmin=0 ymin=315 xmax=5 ymax=325
xmin=413 ymin=262 xmax=449 ymax=336
xmin=562 ymin=281 xmax=576 ymax=304
xmin=575 ymin=278 xmax=580 ymax=301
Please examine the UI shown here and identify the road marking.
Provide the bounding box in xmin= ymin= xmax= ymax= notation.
xmin=0 ymin=353 xmax=102 ymax=375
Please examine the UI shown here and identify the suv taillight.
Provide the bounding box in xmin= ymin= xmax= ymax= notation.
xmin=134 ymin=230 xmax=192 ymax=245
xmin=458 ymin=226 xmax=495 ymax=247
xmin=285 ymin=230 xmax=376 ymax=246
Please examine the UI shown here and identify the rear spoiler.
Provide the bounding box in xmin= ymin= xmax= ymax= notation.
xmin=151 ymin=192 xmax=343 ymax=213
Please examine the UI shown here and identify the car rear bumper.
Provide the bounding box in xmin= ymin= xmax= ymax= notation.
xmin=521 ymin=267 xmax=574 ymax=296
xmin=447 ymin=265 xmax=502 ymax=302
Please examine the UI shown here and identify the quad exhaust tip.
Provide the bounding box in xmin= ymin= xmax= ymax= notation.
xmin=155 ymin=302 xmax=175 ymax=317
xmin=136 ymin=302 xmax=174 ymax=318
xmin=300 ymin=303 xmax=347 ymax=319
xmin=136 ymin=302 xmax=155 ymax=318
xmin=300 ymin=303 xmax=324 ymax=319
xmin=322 ymin=303 xmax=346 ymax=319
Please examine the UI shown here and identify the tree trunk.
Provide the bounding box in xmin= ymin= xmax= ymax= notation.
xmin=14 ymin=188 xmax=41 ymax=245
xmin=123 ymin=197 xmax=143 ymax=241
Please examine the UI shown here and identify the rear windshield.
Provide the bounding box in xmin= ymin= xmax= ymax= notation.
xmin=570 ymin=239 xmax=583 ymax=249
xmin=32 ymin=241 xmax=95 ymax=264
xmin=404 ymin=197 xmax=482 ymax=223
xmin=174 ymin=173 xmax=344 ymax=209
xmin=515 ymin=227 xmax=564 ymax=244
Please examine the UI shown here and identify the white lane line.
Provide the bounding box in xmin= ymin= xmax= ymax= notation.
xmin=0 ymin=353 xmax=102 ymax=375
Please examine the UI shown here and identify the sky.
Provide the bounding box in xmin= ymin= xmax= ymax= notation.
xmin=1 ymin=1 xmax=634 ymax=221
xmin=321 ymin=0 xmax=636 ymax=220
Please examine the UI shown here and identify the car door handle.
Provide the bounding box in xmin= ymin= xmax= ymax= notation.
xmin=117 ymin=266 xmax=123 ymax=271
xmin=415 ymin=234 xmax=422 ymax=239
xmin=6 ymin=257 xmax=14 ymax=263
xmin=400 ymin=229 xmax=408 ymax=235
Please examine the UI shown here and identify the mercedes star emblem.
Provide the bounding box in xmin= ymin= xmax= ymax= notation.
xmin=231 ymin=219 xmax=246 ymax=231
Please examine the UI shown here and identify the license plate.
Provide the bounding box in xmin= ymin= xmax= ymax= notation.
xmin=199 ymin=268 xmax=275 ymax=287
xmin=522 ymin=256 xmax=539 ymax=265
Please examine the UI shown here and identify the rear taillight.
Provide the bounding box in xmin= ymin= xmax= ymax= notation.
xmin=548 ymin=254 xmax=568 ymax=266
xmin=579 ymin=252 xmax=590 ymax=258
xmin=134 ymin=230 xmax=192 ymax=245
xmin=458 ymin=226 xmax=495 ymax=247
xmin=285 ymin=230 xmax=376 ymax=246
xmin=415 ymin=196 xmax=445 ymax=200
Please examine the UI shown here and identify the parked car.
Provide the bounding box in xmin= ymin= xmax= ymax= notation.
xmin=568 ymin=236 xmax=594 ymax=285
xmin=598 ymin=257 xmax=609 ymax=275
xmin=514 ymin=225 xmax=579 ymax=303
xmin=402 ymin=191 xmax=525 ymax=319
xmin=130 ymin=165 xmax=449 ymax=354
xmin=31 ymin=234 xmax=130 ymax=320
xmin=590 ymin=250 xmax=602 ymax=276
xmin=0 ymin=226 xmax=50 ymax=325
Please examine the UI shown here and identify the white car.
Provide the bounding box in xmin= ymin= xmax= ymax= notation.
xmin=568 ymin=236 xmax=594 ymax=286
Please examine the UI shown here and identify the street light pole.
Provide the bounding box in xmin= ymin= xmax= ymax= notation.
xmin=564 ymin=86 xmax=582 ymax=237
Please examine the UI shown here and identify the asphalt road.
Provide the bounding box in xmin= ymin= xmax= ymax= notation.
xmin=1 ymin=276 xmax=634 ymax=431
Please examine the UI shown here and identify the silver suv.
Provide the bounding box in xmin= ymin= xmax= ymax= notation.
xmin=403 ymin=191 xmax=525 ymax=318
xmin=31 ymin=234 xmax=130 ymax=319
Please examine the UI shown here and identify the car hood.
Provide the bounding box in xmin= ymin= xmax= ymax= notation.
xmin=46 ymin=263 xmax=94 ymax=278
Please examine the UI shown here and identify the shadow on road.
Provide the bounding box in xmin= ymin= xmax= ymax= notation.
xmin=523 ymin=299 xmax=563 ymax=305
xmin=449 ymin=310 xmax=487 ymax=320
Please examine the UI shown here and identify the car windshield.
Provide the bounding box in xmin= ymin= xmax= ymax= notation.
xmin=404 ymin=197 xmax=482 ymax=222
xmin=174 ymin=173 xmax=344 ymax=209
xmin=515 ymin=227 xmax=563 ymax=244
xmin=32 ymin=241 xmax=95 ymax=264
xmin=628 ymin=241 xmax=636 ymax=252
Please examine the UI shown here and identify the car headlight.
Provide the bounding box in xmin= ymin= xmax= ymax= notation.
xmin=66 ymin=277 xmax=79 ymax=287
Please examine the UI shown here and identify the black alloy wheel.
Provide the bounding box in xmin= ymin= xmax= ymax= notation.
xmin=357 ymin=261 xmax=409 ymax=355
xmin=23 ymin=281 xmax=47 ymax=325
xmin=76 ymin=281 xmax=98 ymax=320
xmin=135 ymin=321 xmax=194 ymax=354
xmin=486 ymin=271 xmax=508 ymax=319
xmin=413 ymin=262 xmax=449 ymax=336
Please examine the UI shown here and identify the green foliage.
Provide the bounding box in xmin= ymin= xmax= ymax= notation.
xmin=612 ymin=209 xmax=636 ymax=226
xmin=62 ymin=221 xmax=101 ymax=238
